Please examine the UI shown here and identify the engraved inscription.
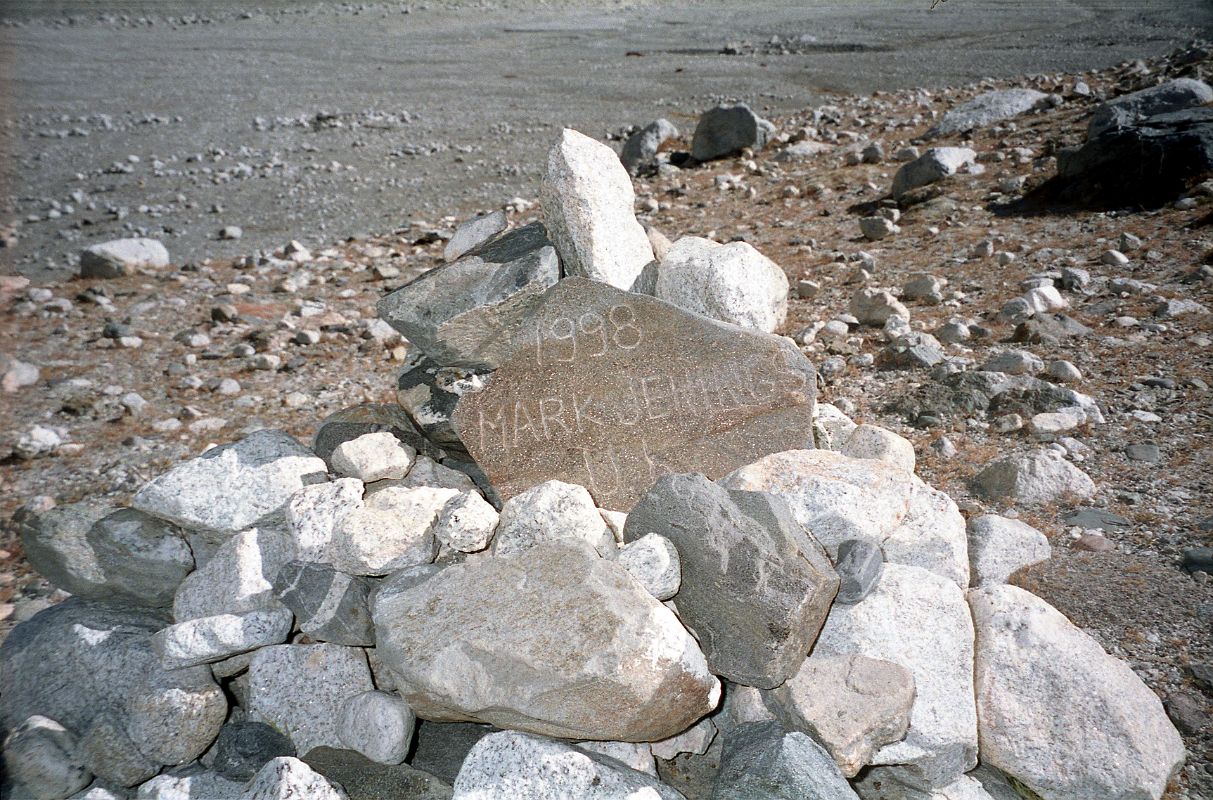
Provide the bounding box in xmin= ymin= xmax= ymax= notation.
xmin=535 ymin=302 xmax=644 ymax=366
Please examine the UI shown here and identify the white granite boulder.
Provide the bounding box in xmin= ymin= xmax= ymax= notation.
xmin=967 ymin=515 xmax=1051 ymax=586
xmin=79 ymin=238 xmax=169 ymax=278
xmin=891 ymin=147 xmax=977 ymax=198
xmin=971 ymin=448 xmax=1096 ymax=506
xmin=492 ymin=480 xmax=615 ymax=557
xmin=653 ymin=237 xmax=789 ymax=333
xmin=540 ymin=128 xmax=654 ymax=290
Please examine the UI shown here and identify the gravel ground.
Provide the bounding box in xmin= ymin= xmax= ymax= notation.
xmin=1 ymin=0 xmax=1210 ymax=282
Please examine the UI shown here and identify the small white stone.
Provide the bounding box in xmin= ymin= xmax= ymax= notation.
xmin=617 ymin=533 xmax=682 ymax=600
xmin=432 ymin=492 xmax=499 ymax=553
xmin=330 ymin=486 xmax=451 ymax=576
xmin=330 ymin=432 xmax=416 ymax=483
xmin=493 ymin=480 xmax=615 ymax=557
xmin=339 ymin=691 xmax=416 ymax=766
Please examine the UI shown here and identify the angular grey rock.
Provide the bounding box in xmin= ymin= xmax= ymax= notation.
xmin=971 ymin=448 xmax=1096 ymax=506
xmin=901 ymin=273 xmax=946 ymax=305
xmin=432 ymin=492 xmax=499 ymax=553
xmin=3 ymin=715 xmax=92 ymax=800
xmin=813 ymin=564 xmax=977 ymax=788
xmin=851 ymin=289 xmax=909 ymax=326
xmin=841 ymin=425 xmax=915 ymax=475
xmin=650 ymin=717 xmax=718 ymax=761
xmin=330 ymin=431 xmax=416 ymax=483
xmin=173 ymin=527 xmax=294 ymax=621
xmin=339 ymin=690 xmax=416 ymax=766
xmin=136 ymin=772 xmax=244 ymax=800
xmin=891 ymin=148 xmax=976 ymax=198
xmin=395 ymin=455 xmax=481 ymax=493
xmin=213 ymin=721 xmax=296 ymax=782
xmin=87 ymin=508 xmax=194 ymax=607
xmin=303 ymin=747 xmax=454 ymax=800
xmin=443 ymin=210 xmax=508 ymax=262
xmin=1089 ymin=77 xmax=1213 ymax=137
xmin=653 ymin=237 xmax=789 ymax=333
xmin=859 ymin=216 xmax=899 ymax=241
xmin=330 ymin=485 xmax=450 ymax=575
xmin=285 ymin=478 xmax=365 ymax=564
xmin=492 ymin=480 xmax=614 ymax=557
xmin=576 ymin=741 xmax=656 ymax=776
xmin=767 ymin=655 xmax=914 ymax=778
xmin=242 ymin=757 xmax=348 ymax=800
xmin=617 ymin=533 xmax=682 ymax=601
xmin=711 ymin=721 xmax=859 ymax=800
xmin=152 ymin=608 xmax=294 ymax=668
xmin=981 ymin=349 xmax=1043 ymax=375
xmin=79 ymin=238 xmax=169 ymax=278
xmin=621 ymin=118 xmax=679 ymax=174
xmin=452 ymin=278 xmax=818 ymax=512
xmin=379 ymin=223 xmax=560 ymax=370
xmin=311 ymin=403 xmax=440 ymax=464
xmin=374 ymin=541 xmax=720 ymax=741
xmin=273 ymin=561 xmax=375 ymax=646
xmin=970 ymin=585 xmax=1185 ymax=800
xmin=0 ymin=600 xmax=227 ymax=780
xmin=834 ymin=539 xmax=884 ymax=605
xmin=881 ymin=480 xmax=970 ymax=589
xmin=16 ymin=500 xmax=112 ymax=600
xmin=877 ymin=333 xmax=945 ymax=371
xmin=133 ymin=430 xmax=328 ymax=535
xmin=813 ymin=403 xmax=858 ymax=451
xmin=452 ymin=731 xmax=686 ymax=800
xmin=691 ymin=104 xmax=774 ymax=162
xmin=79 ymin=713 xmax=159 ymax=787
xmin=927 ymin=89 xmax=1048 ymax=138
xmin=247 ymin=644 xmax=374 ymax=757
xmin=625 ymin=473 xmax=839 ymax=689
xmin=967 ymin=515 xmax=1050 ymax=586
xmin=395 ymin=354 xmax=491 ymax=453
xmin=540 ymin=129 xmax=654 ymax=290
xmin=720 ymin=450 xmax=914 ymax=557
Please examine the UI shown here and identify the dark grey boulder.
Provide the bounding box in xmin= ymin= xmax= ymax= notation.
xmin=624 ymin=474 xmax=838 ymax=689
xmin=377 ymin=222 xmax=560 ymax=370
xmin=273 ymin=561 xmax=376 ymax=646
xmin=621 ymin=119 xmax=679 ymax=174
xmin=16 ymin=500 xmax=112 ymax=601
xmin=213 ymin=721 xmax=296 ymax=782
xmin=87 ymin=508 xmax=194 ymax=607
xmin=834 ymin=539 xmax=884 ymax=605
xmin=304 ymin=746 xmax=453 ymax=800
xmin=408 ymin=721 xmax=498 ymax=785
xmin=395 ymin=353 xmax=491 ymax=454
xmin=711 ymin=721 xmax=858 ymax=800
xmin=691 ymin=105 xmax=775 ymax=162
xmin=1088 ymin=78 xmax=1213 ymax=137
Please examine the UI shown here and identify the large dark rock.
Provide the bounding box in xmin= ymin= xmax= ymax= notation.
xmin=625 ymin=474 xmax=838 ymax=689
xmin=409 ymin=721 xmax=497 ymax=785
xmin=711 ymin=721 xmax=858 ymax=800
xmin=1040 ymin=108 xmax=1213 ymax=208
xmin=273 ymin=561 xmax=376 ymax=646
xmin=691 ymin=104 xmax=775 ymax=162
xmin=213 ymin=721 xmax=296 ymax=782
xmin=396 ymin=354 xmax=490 ymax=456
xmin=452 ymin=277 xmax=816 ymax=511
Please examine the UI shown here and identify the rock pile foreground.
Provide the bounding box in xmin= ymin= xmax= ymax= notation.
xmin=1 ymin=112 xmax=1192 ymax=800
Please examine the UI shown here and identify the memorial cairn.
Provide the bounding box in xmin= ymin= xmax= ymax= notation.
xmin=3 ymin=124 xmax=1184 ymax=800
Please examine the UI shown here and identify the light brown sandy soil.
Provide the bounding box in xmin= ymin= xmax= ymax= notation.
xmin=2 ymin=46 xmax=1212 ymax=796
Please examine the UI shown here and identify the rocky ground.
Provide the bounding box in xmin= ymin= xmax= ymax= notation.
xmin=2 ymin=34 xmax=1213 ymax=800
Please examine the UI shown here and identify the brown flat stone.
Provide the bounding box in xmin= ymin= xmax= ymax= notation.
xmin=452 ymin=277 xmax=816 ymax=511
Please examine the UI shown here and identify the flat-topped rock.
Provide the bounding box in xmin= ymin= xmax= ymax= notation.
xmin=452 ymin=278 xmax=816 ymax=511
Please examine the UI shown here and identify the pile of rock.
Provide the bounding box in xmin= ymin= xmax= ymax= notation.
xmin=2 ymin=126 xmax=1187 ymax=800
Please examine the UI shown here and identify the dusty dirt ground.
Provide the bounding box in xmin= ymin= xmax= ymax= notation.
xmin=1 ymin=3 xmax=1212 ymax=797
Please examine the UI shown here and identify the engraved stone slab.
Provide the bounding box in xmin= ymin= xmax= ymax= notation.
xmin=452 ymin=277 xmax=816 ymax=511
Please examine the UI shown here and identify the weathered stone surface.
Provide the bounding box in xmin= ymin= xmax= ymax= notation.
xmin=330 ymin=431 xmax=416 ymax=483
xmin=892 ymin=148 xmax=976 ymax=198
xmin=3 ymin=716 xmax=92 ymax=800
xmin=621 ymin=118 xmax=679 ymax=174
xmin=173 ymin=527 xmax=294 ymax=621
xmin=0 ymin=600 xmax=226 ymax=779
xmin=304 ymin=747 xmax=454 ymax=800
xmin=711 ymin=721 xmax=859 ymax=800
xmin=379 ymin=222 xmax=561 ymax=370
xmin=927 ymin=89 xmax=1048 ymax=138
xmin=720 ymin=450 xmax=914 ymax=557
xmin=410 ymin=722 xmax=498 ymax=786
xmin=152 ymin=608 xmax=294 ymax=668
xmin=79 ymin=238 xmax=169 ymax=278
xmin=967 ymin=515 xmax=1050 ymax=586
xmin=273 ymin=560 xmax=375 ymax=645
xmin=767 ymin=655 xmax=914 ymax=778
xmin=492 ymin=480 xmax=614 ymax=557
xmin=841 ymin=425 xmax=915 ymax=474
xmin=79 ymin=713 xmax=159 ymax=787
xmin=16 ymin=500 xmax=112 ymax=600
xmin=851 ymin=289 xmax=909 ymax=327
xmin=339 ymin=690 xmax=416 ymax=766
xmin=540 ymin=129 xmax=654 ymax=290
xmin=395 ymin=455 xmax=481 ymax=493
xmin=133 ymin=430 xmax=328 ymax=534
xmin=576 ymin=741 xmax=657 ymax=776
xmin=625 ymin=474 xmax=838 ymax=688
xmin=970 ymin=585 xmax=1185 ymax=800
xmin=87 ymin=508 xmax=195 ymax=607
xmin=285 ymin=478 xmax=365 ymax=564
xmin=691 ymin=104 xmax=775 ymax=162
xmin=395 ymin=354 xmax=490 ymax=454
xmin=617 ymin=533 xmax=681 ymax=601
xmin=243 ymin=757 xmax=349 ymax=800
xmin=432 ymin=492 xmax=498 ymax=553
xmin=881 ymin=480 xmax=970 ymax=589
xmin=452 ymin=731 xmax=686 ymax=799
xmin=813 ymin=564 xmax=977 ymax=788
xmin=330 ymin=486 xmax=451 ymax=575
xmin=213 ymin=721 xmax=296 ymax=783
xmin=444 ymin=210 xmax=508 ymax=262
xmin=971 ymin=448 xmax=1096 ymax=506
xmin=813 ymin=403 xmax=858 ymax=451
xmin=247 ymin=644 xmax=374 ymax=756
xmin=1089 ymin=77 xmax=1213 ymax=137
xmin=653 ymin=237 xmax=789 ymax=333
xmin=453 ymin=278 xmax=817 ymax=511
xmin=651 ymin=717 xmax=718 ymax=761
xmin=374 ymin=540 xmax=720 ymax=741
